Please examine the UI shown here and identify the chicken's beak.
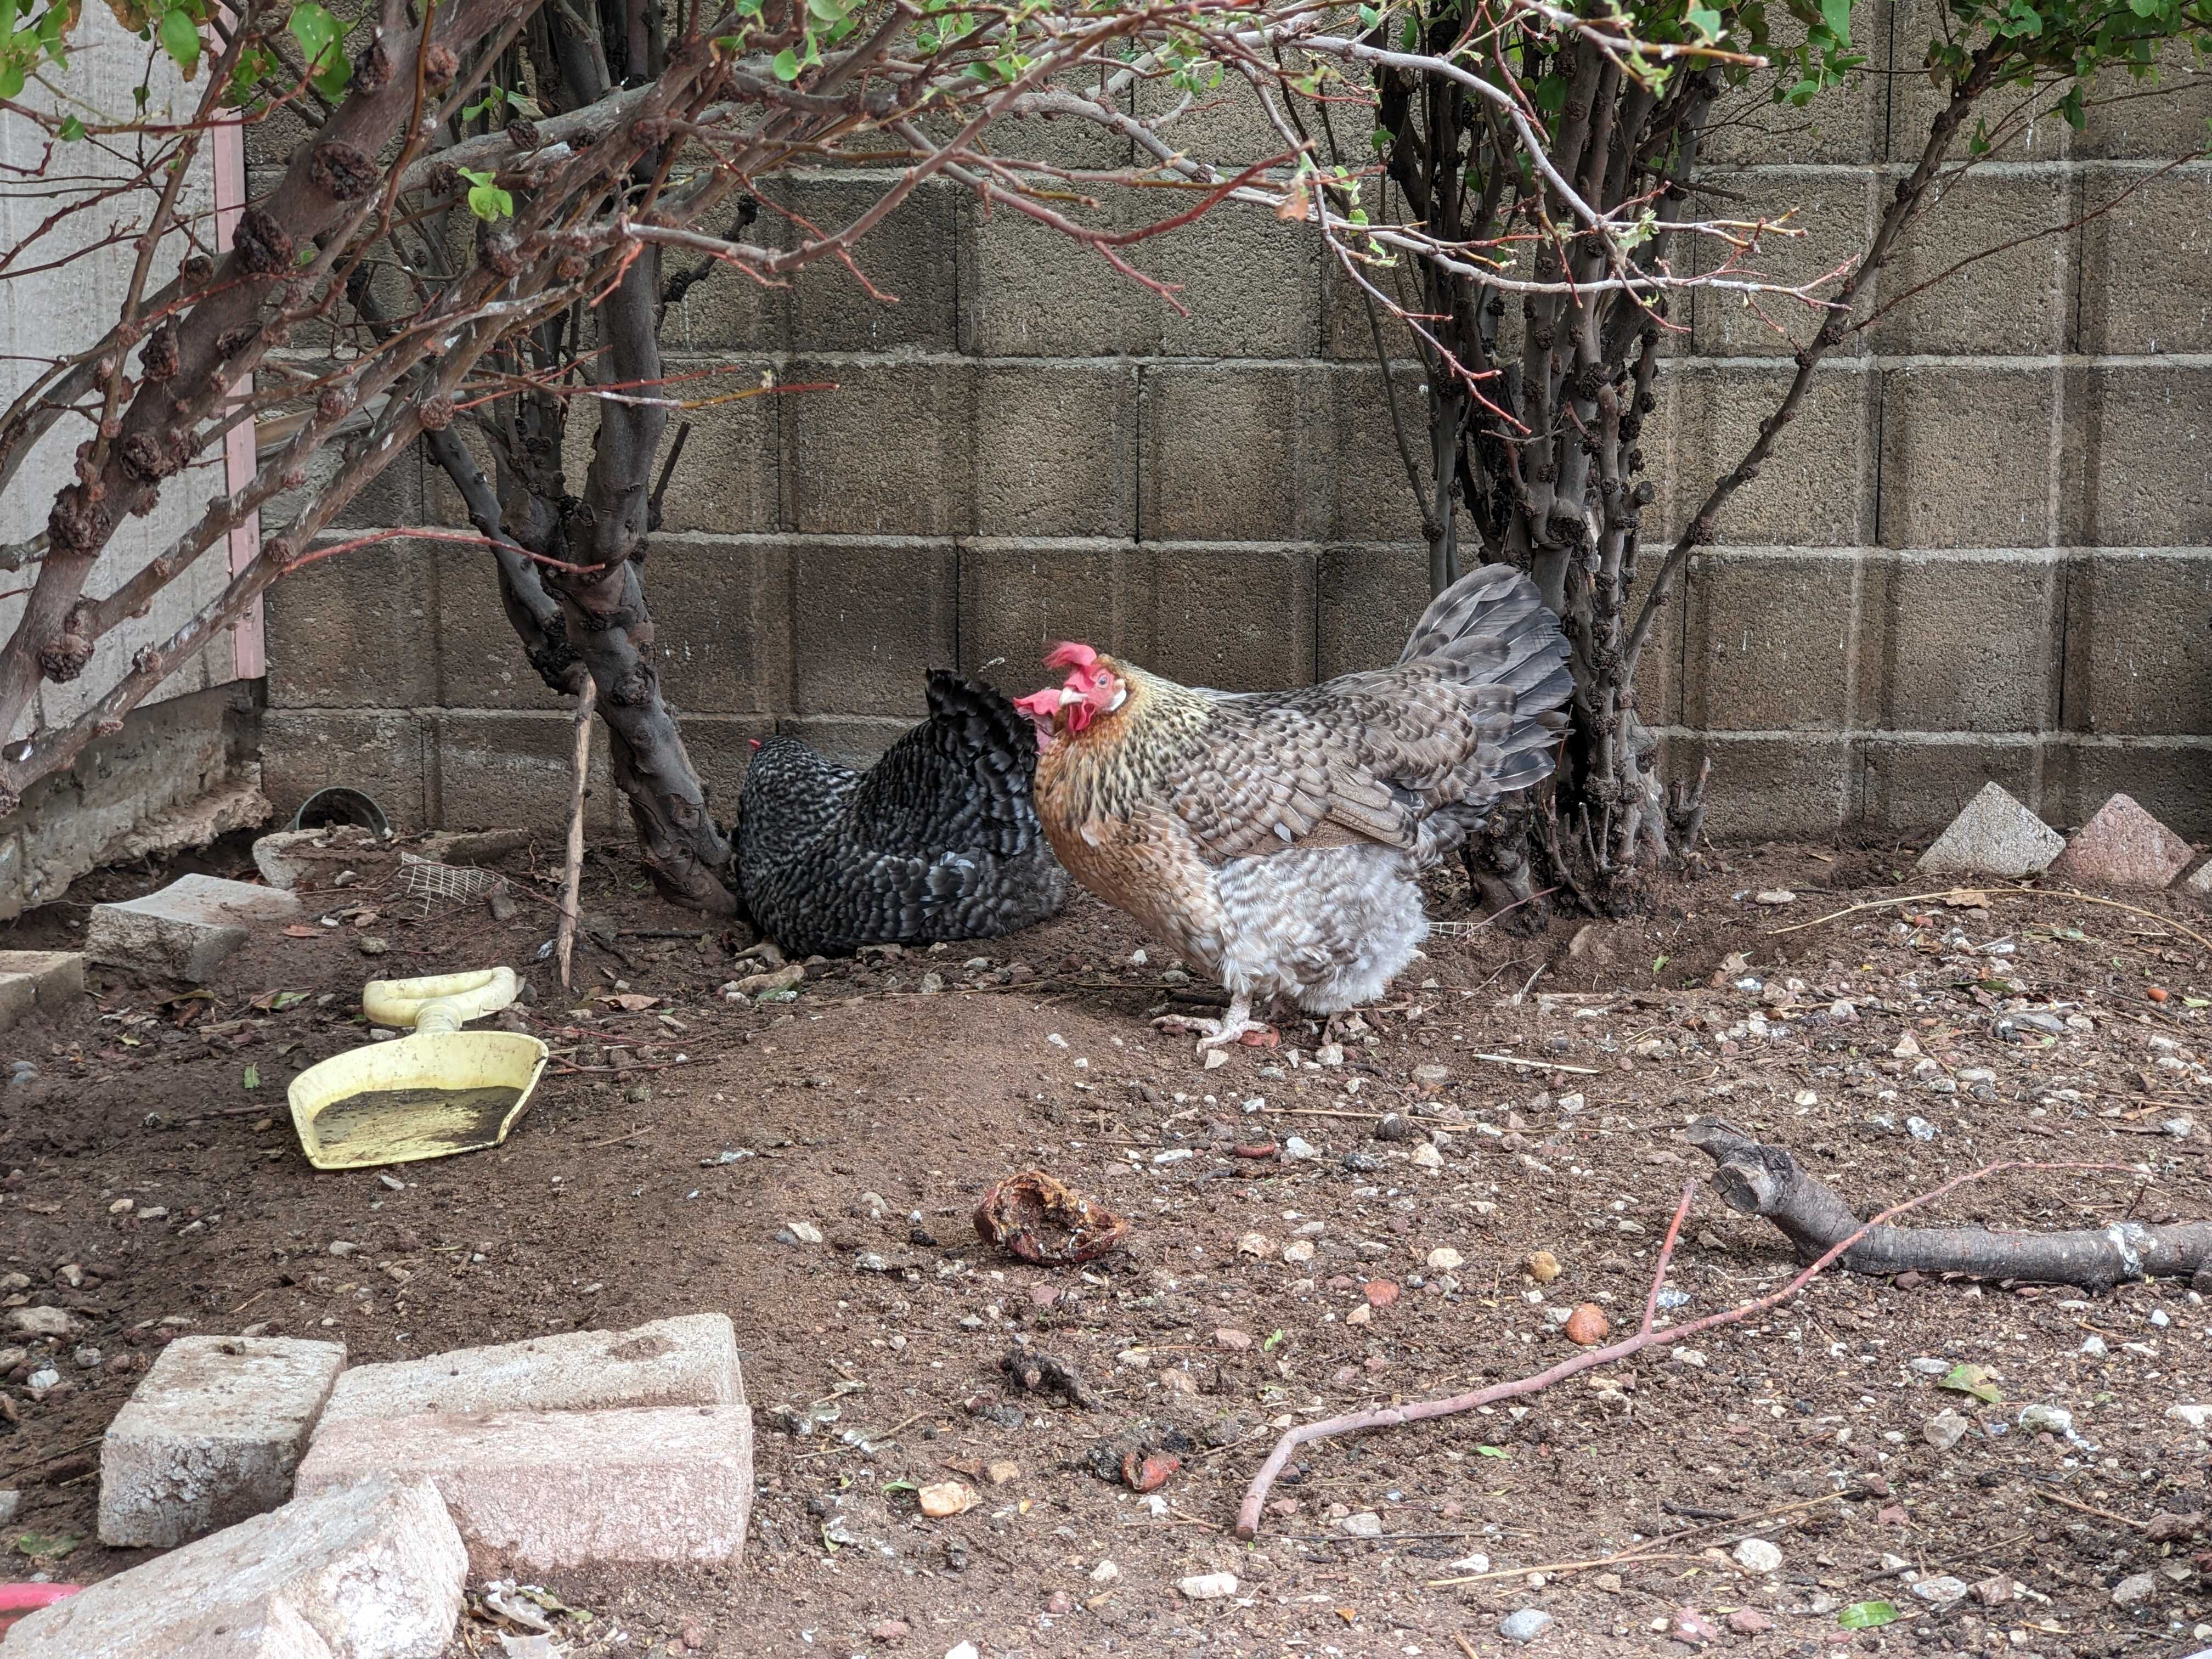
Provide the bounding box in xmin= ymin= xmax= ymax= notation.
xmin=1056 ymin=687 xmax=1085 ymax=708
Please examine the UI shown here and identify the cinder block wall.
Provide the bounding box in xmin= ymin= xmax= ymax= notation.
xmin=259 ymin=15 xmax=2212 ymax=842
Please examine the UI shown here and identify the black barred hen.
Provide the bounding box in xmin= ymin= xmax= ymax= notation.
xmin=735 ymin=670 xmax=1069 ymax=957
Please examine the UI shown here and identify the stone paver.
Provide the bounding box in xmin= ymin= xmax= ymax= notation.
xmin=0 ymin=950 xmax=83 ymax=1029
xmin=2046 ymin=792 xmax=2195 ymax=889
xmin=86 ymin=874 xmax=302 ymax=981
xmin=1916 ymin=782 xmax=2065 ymax=879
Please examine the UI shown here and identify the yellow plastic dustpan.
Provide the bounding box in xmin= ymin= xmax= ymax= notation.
xmin=288 ymin=968 xmax=549 ymax=1170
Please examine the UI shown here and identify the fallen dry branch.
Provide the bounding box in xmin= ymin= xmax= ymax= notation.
xmin=1232 ymin=1152 xmax=2131 ymax=1539
xmin=1766 ymin=887 xmax=2212 ymax=953
xmin=1688 ymin=1119 xmax=2211 ymax=1288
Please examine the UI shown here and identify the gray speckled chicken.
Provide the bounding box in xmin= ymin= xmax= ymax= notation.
xmin=735 ymin=670 xmax=1068 ymax=958
xmin=1011 ymin=564 xmax=1572 ymax=1050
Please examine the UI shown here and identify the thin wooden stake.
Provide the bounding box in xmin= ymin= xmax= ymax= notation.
xmin=556 ymin=676 xmax=596 ymax=991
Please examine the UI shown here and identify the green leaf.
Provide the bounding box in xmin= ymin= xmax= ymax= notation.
xmin=1652 ymin=953 xmax=1671 ymax=971
xmin=1819 ymin=0 xmax=1853 ymax=43
xmin=157 ymin=4 xmax=199 ymax=77
xmin=57 ymin=112 xmax=83 ymax=139
xmin=465 ymin=179 xmax=512 ymax=221
xmin=1475 ymin=1444 xmax=1509 ymax=1459
xmin=289 ymin=0 xmax=349 ymax=98
xmin=2183 ymin=996 xmax=2210 ymax=1009
xmin=1262 ymin=1328 xmax=1285 ymax=1351
xmin=771 ymin=45 xmax=799 ymax=79
xmin=0 ymin=63 xmax=22 ymax=100
xmin=14 ymin=1531 xmax=79 ymax=1560
xmin=1939 ymin=1362 xmax=2002 ymax=1406
xmin=242 ymin=1063 xmax=259 ymax=1089
xmin=1838 ymin=1602 xmax=1900 ymax=1630
xmin=1686 ymin=3 xmax=1723 ymax=40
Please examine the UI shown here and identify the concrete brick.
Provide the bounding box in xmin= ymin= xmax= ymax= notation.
xmin=87 ymin=874 xmax=304 ymax=982
xmin=1888 ymin=0 xmax=2070 ymax=163
xmin=2061 ymin=363 xmax=2212 ymax=549
xmin=0 ymin=950 xmax=82 ymax=1030
xmin=958 ymin=539 xmax=1158 ymax=690
xmin=1875 ymin=551 xmax=2063 ymax=732
xmin=781 ymin=174 xmax=959 ymax=352
xmin=1323 ymin=362 xmax=1437 ymax=544
xmin=644 ymin=363 xmax=784 ymax=536
xmin=789 ymin=540 xmax=957 ymax=715
xmin=973 ymin=362 xmax=1139 ymax=538
xmin=1870 ymin=169 xmax=2073 ymax=356
xmin=774 ymin=715 xmax=914 ymax=769
xmin=1681 ymin=551 xmax=1866 ymax=730
xmin=6 ymin=1474 xmax=465 ymax=1659
xmin=1656 ymin=360 xmax=1873 ymax=548
xmin=1132 ymin=70 xmax=1301 ymax=168
xmin=1139 ymin=363 xmax=1326 ymax=541
xmin=2076 ymin=42 xmax=2212 ymax=159
xmin=2046 ymin=791 xmax=2194 ymax=885
xmin=260 ymin=711 xmax=430 ymax=832
xmin=2045 ymin=737 xmax=2212 ymax=840
xmin=1690 ymin=168 xmax=1877 ymax=357
xmin=99 ymin=1336 xmax=347 ymax=1548
xmin=638 ymin=537 xmax=791 ymax=715
xmin=1140 ymin=210 xmax=1322 ymax=359
xmin=296 ymin=1404 xmax=752 ymax=1571
xmin=1877 ymin=364 xmax=2058 ymax=549
xmin=2059 ymin=551 xmax=2212 ymax=737
xmin=665 ymin=215 xmax=783 ymax=352
xmin=960 ymin=196 xmax=1156 ymax=357
xmin=1657 ymin=731 xmax=1854 ymax=839
xmin=426 ymin=544 xmax=565 ymax=713
xmin=1861 ymin=738 xmax=2049 ymax=834
xmin=2074 ymin=165 xmax=2212 ymax=353
xmin=267 ymin=541 xmax=437 ymax=710
xmin=264 ymin=430 xmax=425 ymax=532
xmin=669 ymin=715 xmax=778 ymax=825
xmin=1700 ymin=5 xmax=1888 ymax=166
xmin=1317 ymin=544 xmax=1431 ymax=681
xmin=1144 ymin=544 xmax=1317 ymax=691
xmin=785 ymin=359 xmax=974 ymax=535
xmin=435 ymin=712 xmax=617 ymax=837
xmin=317 ymin=1315 xmax=742 ymax=1433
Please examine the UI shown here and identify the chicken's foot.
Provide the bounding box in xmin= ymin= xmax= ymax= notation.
xmin=1153 ymin=993 xmax=1269 ymax=1052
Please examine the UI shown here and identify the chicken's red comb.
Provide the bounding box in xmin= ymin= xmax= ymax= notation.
xmin=1043 ymin=641 xmax=1098 ymax=672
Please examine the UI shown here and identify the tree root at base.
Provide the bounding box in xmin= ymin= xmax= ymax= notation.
xmin=1688 ymin=1118 xmax=2212 ymax=1290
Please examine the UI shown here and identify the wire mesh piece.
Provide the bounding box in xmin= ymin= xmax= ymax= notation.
xmin=398 ymin=853 xmax=500 ymax=916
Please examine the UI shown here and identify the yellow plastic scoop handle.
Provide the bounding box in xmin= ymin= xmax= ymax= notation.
xmin=362 ymin=967 xmax=521 ymax=1036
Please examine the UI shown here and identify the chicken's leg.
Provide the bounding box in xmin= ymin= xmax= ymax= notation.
xmin=1153 ymin=992 xmax=1268 ymax=1052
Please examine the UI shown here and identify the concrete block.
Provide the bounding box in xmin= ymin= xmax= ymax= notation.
xmin=781 ymin=174 xmax=958 ymax=352
xmin=1675 ymin=563 xmax=1786 ymax=711
xmin=1877 ymin=364 xmax=2058 ymax=549
xmin=1139 ymin=363 xmax=1327 ymax=541
xmin=426 ymin=543 xmax=566 ymax=713
xmin=666 ymin=714 xmax=778 ymax=825
xmin=2060 ymin=551 xmax=2212 ymax=737
xmin=639 ymin=536 xmax=792 ymax=715
xmin=1915 ymin=780 xmax=2064 ymax=876
xmin=784 ymin=358 xmax=974 ymax=535
xmin=1140 ymin=210 xmax=1322 ymax=359
xmin=1317 ymin=544 xmax=1431 ymax=680
xmin=1859 ymin=735 xmax=2047 ymax=832
xmin=1323 ymin=362 xmax=1438 ymax=543
xmin=973 ymin=362 xmax=1139 ymax=538
xmin=87 ymin=874 xmax=303 ymax=981
xmin=2076 ymin=42 xmax=2212 ymax=158
xmin=1132 ymin=70 xmax=1300 ymax=167
xmin=665 ymin=227 xmax=783 ymax=352
xmin=266 ymin=541 xmax=437 ymax=710
xmin=774 ymin=714 xmax=913 ymax=770
xmin=960 ymin=196 xmax=1155 ymax=357
xmin=1659 ymin=731 xmax=1854 ymax=839
xmin=2074 ymin=166 xmax=2212 ymax=353
xmin=1690 ymin=168 xmax=1877 ymax=357
xmin=93 ymin=779 xmax=272 ymax=868
xmin=5 ymin=1474 xmax=465 ymax=1659
xmin=1701 ymin=5 xmax=1888 ymax=166
xmin=1681 ymin=550 xmax=1867 ymax=730
xmin=789 ymin=540 xmax=957 ymax=715
xmin=260 ymin=710 xmax=430 ymax=833
xmin=2060 ymin=363 xmax=2212 ymax=548
xmin=435 ymin=712 xmax=617 ymax=837
xmin=1144 ymin=544 xmax=1317 ymax=692
xmin=1870 ymin=169 xmax=2073 ymax=356
xmin=2045 ymin=738 xmax=2212 ymax=841
xmin=99 ymin=1335 xmax=347 ymax=1548
xmin=0 ymin=950 xmax=83 ymax=1030
xmin=635 ymin=364 xmax=784 ymax=537
xmin=295 ymin=1404 xmax=753 ymax=1571
xmin=1888 ymin=0 xmax=2069 ymax=162
xmin=958 ymin=539 xmax=1158 ymax=690
xmin=2046 ymin=792 xmax=2196 ymax=888
xmin=1876 ymin=551 xmax=2062 ymax=732
xmin=1655 ymin=360 xmax=1872 ymax=548
xmin=264 ymin=434 xmax=425 ymax=533
xmin=317 ymin=1314 xmax=742 ymax=1433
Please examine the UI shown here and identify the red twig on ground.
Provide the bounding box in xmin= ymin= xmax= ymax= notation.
xmin=1232 ymin=1156 xmax=2117 ymax=1539
xmin=1640 ymin=1178 xmax=1696 ymax=1338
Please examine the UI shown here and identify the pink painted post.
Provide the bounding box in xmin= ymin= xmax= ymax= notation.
xmin=210 ymin=90 xmax=264 ymax=681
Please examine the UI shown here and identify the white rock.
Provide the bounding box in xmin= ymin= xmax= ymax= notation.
xmin=945 ymin=1645 xmax=980 ymax=1659
xmin=1733 ymin=1537 xmax=1782 ymax=1574
xmin=1089 ymin=1559 xmax=1120 ymax=1583
xmin=1178 ymin=1571 xmax=1239 ymax=1600
xmin=1425 ymin=1247 xmax=1464 ymax=1271
xmin=2111 ymin=1571 xmax=2157 ymax=1606
xmin=1282 ymin=1240 xmax=1315 ymax=1264
xmin=1449 ymin=1552 xmax=1491 ymax=1573
xmin=1410 ymin=1142 xmax=1444 ymax=1170
xmin=2167 ymin=1403 xmax=2212 ymax=1430
xmin=1923 ymin=1409 xmax=1971 ymax=1450
xmin=2017 ymin=1403 xmax=2074 ymax=1437
xmin=1916 ymin=782 xmax=2064 ymax=878
xmin=5 ymin=1475 xmax=464 ymax=1658
xmin=1912 ymin=1576 xmax=1971 ymax=1606
xmin=1340 ymin=1511 xmax=1384 ymax=1537
xmin=1282 ymin=1136 xmax=1320 ymax=1161
xmin=1498 ymin=1609 xmax=1554 ymax=1643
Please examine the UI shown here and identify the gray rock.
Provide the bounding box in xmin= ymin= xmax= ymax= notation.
xmin=8 ymin=1306 xmax=75 ymax=1339
xmin=1732 ymin=1537 xmax=1782 ymax=1574
xmin=1923 ymin=1409 xmax=1971 ymax=1450
xmin=1916 ymin=782 xmax=2064 ymax=879
xmin=1911 ymin=1576 xmax=1971 ymax=1607
xmin=2018 ymin=1403 xmax=2074 ymax=1437
xmin=86 ymin=875 xmax=301 ymax=982
xmin=1909 ymin=1356 xmax=1951 ymax=1375
xmin=1499 ymin=1609 xmax=1555 ymax=1643
xmin=2111 ymin=1571 xmax=2157 ymax=1606
xmin=2186 ymin=858 xmax=2212 ymax=896
xmin=0 ymin=951 xmax=84 ymax=1032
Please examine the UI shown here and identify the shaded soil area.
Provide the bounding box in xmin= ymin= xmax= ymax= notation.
xmin=2 ymin=837 xmax=2210 ymax=1658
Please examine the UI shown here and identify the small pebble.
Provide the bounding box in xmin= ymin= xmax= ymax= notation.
xmin=1498 ymin=1609 xmax=1554 ymax=1644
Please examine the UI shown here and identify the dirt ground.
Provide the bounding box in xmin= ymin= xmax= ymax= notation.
xmin=2 ymin=832 xmax=2209 ymax=1659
